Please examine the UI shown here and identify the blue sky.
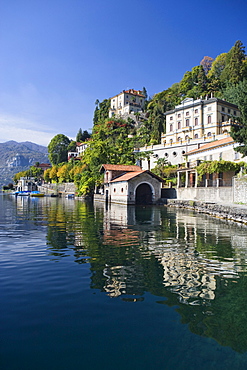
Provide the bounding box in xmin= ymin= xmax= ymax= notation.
xmin=0 ymin=0 xmax=246 ymax=146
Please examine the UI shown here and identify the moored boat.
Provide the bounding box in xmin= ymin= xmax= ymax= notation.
xmin=30 ymin=191 xmax=45 ymax=197
xmin=17 ymin=191 xmax=31 ymax=196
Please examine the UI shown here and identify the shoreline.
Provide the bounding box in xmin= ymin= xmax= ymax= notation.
xmin=166 ymin=199 xmax=247 ymax=225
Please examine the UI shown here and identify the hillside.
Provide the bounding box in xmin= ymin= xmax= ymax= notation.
xmin=0 ymin=141 xmax=49 ymax=188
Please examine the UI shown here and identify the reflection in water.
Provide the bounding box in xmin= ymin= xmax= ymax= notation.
xmin=3 ymin=195 xmax=247 ymax=354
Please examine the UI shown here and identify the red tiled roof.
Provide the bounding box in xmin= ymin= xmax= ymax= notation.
xmin=36 ymin=163 xmax=51 ymax=168
xmin=101 ymin=164 xmax=142 ymax=172
xmin=124 ymin=89 xmax=145 ymax=97
xmin=111 ymin=89 xmax=145 ymax=99
xmin=110 ymin=171 xmax=145 ymax=182
xmin=110 ymin=170 xmax=163 ymax=183
xmin=186 ymin=136 xmax=234 ymax=155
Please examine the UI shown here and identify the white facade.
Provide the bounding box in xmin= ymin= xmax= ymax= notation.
xmin=109 ymin=89 xmax=145 ymax=117
xmin=106 ymin=172 xmax=162 ymax=205
xmin=76 ymin=142 xmax=89 ymax=156
xmin=163 ymin=97 xmax=240 ymax=145
xmin=185 ymin=136 xmax=247 ymax=163
xmin=138 ymin=97 xmax=242 ymax=170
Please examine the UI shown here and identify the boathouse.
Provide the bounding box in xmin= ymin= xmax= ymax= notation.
xmin=96 ymin=164 xmax=163 ymax=205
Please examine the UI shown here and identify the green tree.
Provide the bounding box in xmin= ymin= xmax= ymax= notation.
xmin=221 ymin=40 xmax=246 ymax=86
xmin=48 ymin=134 xmax=71 ymax=165
xmin=76 ymin=128 xmax=84 ymax=142
xmin=75 ymin=129 xmax=91 ymax=142
xmin=179 ymin=65 xmax=208 ymax=98
xmin=208 ymin=53 xmax=227 ymax=81
xmin=67 ymin=140 xmax=77 ymax=152
xmin=77 ymin=117 xmax=136 ymax=194
xmin=223 ymin=79 xmax=247 ymax=155
xmin=93 ymin=99 xmax=110 ymax=124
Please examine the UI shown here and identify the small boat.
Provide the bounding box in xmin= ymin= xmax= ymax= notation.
xmin=30 ymin=191 xmax=45 ymax=197
xmin=17 ymin=191 xmax=31 ymax=196
xmin=65 ymin=193 xmax=75 ymax=199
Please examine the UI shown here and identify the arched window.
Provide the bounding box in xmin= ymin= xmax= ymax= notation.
xmin=195 ymin=117 xmax=198 ymax=126
xmin=178 ymin=121 xmax=181 ymax=129
xmin=207 ymin=132 xmax=211 ymax=137
xmin=208 ymin=115 xmax=212 ymax=124
xmin=194 ymin=133 xmax=198 ymax=139
xmin=170 ymin=124 xmax=173 ymax=131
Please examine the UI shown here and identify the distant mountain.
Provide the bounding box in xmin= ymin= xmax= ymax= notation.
xmin=0 ymin=141 xmax=49 ymax=188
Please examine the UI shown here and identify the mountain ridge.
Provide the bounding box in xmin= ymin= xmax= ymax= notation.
xmin=0 ymin=140 xmax=49 ymax=188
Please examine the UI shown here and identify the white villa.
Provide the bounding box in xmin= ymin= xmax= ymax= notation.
xmin=138 ymin=97 xmax=242 ymax=170
xmin=109 ymin=89 xmax=145 ymax=118
xmin=68 ymin=141 xmax=90 ymax=161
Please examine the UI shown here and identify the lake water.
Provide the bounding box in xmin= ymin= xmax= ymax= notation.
xmin=1 ymin=195 xmax=247 ymax=369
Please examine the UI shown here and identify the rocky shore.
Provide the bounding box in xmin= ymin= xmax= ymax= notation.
xmin=166 ymin=199 xmax=247 ymax=225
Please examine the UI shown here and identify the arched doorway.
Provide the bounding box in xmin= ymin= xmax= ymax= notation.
xmin=135 ymin=183 xmax=153 ymax=205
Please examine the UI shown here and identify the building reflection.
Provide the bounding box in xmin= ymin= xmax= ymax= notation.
xmin=97 ymin=203 xmax=247 ymax=305
xmin=8 ymin=195 xmax=247 ymax=352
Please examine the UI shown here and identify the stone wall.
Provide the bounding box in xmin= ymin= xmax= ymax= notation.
xmin=166 ymin=199 xmax=247 ymax=225
xmin=176 ymin=186 xmax=233 ymax=203
xmin=233 ymin=176 xmax=247 ymax=204
xmin=38 ymin=182 xmax=76 ymax=195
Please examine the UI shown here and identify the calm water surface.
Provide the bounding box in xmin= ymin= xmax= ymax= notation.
xmin=1 ymin=194 xmax=247 ymax=369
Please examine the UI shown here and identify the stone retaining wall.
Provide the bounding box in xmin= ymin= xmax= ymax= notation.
xmin=233 ymin=176 xmax=247 ymax=204
xmin=166 ymin=199 xmax=247 ymax=225
xmin=176 ymin=186 xmax=233 ymax=203
xmin=38 ymin=183 xmax=76 ymax=195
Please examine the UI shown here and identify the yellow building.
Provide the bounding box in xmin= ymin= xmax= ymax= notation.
xmin=163 ymin=97 xmax=240 ymax=146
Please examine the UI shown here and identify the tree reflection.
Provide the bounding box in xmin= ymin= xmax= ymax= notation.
xmin=26 ymin=197 xmax=247 ymax=353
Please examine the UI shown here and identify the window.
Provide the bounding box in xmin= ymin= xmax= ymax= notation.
xmin=208 ymin=107 xmax=212 ymax=111
xmin=165 ymin=153 xmax=168 ymax=157
xmin=114 ymin=188 xmax=116 ymax=192
xmin=195 ymin=117 xmax=198 ymax=126
xmin=178 ymin=121 xmax=181 ymax=129
xmin=178 ymin=113 xmax=181 ymax=118
xmin=121 ymin=188 xmax=124 ymax=193
xmin=219 ymin=152 xmax=222 ymax=160
xmin=186 ymin=119 xmax=190 ymax=127
xmin=208 ymin=115 xmax=212 ymax=124
xmin=185 ymin=135 xmax=189 ymax=140
xmin=186 ymin=111 xmax=189 ymax=116
xmin=173 ymin=151 xmax=177 ymax=156
xmin=207 ymin=132 xmax=211 ymax=137
xmin=194 ymin=133 xmax=198 ymax=139
xmin=210 ymin=155 xmax=213 ymax=161
xmin=170 ymin=124 xmax=173 ymax=131
xmin=234 ymin=110 xmax=236 ymax=116
xmin=222 ymin=107 xmax=225 ymax=112
xmin=170 ymin=116 xmax=173 ymax=121
xmin=228 ymin=109 xmax=231 ymax=113
xmin=182 ymin=150 xmax=185 ymax=154
xmin=222 ymin=115 xmax=225 ymax=122
xmin=234 ymin=151 xmax=240 ymax=160
xmin=195 ymin=109 xmax=198 ymax=114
